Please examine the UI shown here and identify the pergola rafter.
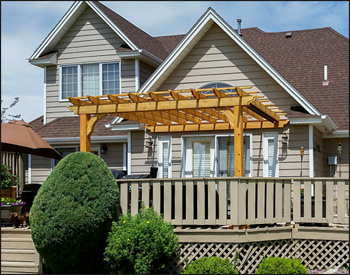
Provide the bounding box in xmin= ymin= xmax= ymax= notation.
xmin=67 ymin=86 xmax=289 ymax=176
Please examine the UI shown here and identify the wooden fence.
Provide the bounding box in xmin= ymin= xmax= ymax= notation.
xmin=118 ymin=177 xmax=349 ymax=226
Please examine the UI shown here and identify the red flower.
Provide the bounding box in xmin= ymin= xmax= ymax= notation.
xmin=4 ymin=169 xmax=7 ymax=172
xmin=10 ymin=171 xmax=12 ymax=174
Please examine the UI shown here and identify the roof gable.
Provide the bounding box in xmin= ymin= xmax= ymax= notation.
xmin=29 ymin=1 xmax=167 ymax=62
xmin=138 ymin=7 xmax=321 ymax=117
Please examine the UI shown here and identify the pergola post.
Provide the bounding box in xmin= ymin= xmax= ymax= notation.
xmin=80 ymin=114 xmax=91 ymax=152
xmin=234 ymin=105 xmax=244 ymax=176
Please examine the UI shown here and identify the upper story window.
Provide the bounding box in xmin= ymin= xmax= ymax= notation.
xmin=199 ymin=82 xmax=235 ymax=95
xmin=60 ymin=62 xmax=120 ymax=100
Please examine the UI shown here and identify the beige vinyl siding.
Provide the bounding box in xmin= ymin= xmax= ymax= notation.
xmin=313 ymin=127 xmax=324 ymax=177
xmin=30 ymin=155 xmax=52 ymax=185
xmin=130 ymin=125 xmax=310 ymax=178
xmin=323 ymin=138 xmax=349 ymax=178
xmin=140 ymin=61 xmax=156 ymax=87
xmin=157 ymin=24 xmax=298 ymax=114
xmin=27 ymin=142 xmax=125 ymax=184
xmin=45 ymin=6 xmax=135 ymax=123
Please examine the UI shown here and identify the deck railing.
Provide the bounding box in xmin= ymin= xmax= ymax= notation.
xmin=118 ymin=177 xmax=349 ymax=226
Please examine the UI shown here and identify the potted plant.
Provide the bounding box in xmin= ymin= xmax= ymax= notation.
xmin=1 ymin=197 xmax=26 ymax=224
xmin=1 ymin=164 xmax=19 ymax=199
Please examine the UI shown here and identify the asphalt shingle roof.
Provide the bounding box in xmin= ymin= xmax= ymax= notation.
xmin=34 ymin=2 xmax=348 ymax=131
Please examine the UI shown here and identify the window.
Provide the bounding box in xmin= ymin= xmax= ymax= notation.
xmin=263 ymin=133 xmax=279 ymax=177
xmin=52 ymin=147 xmax=77 ymax=168
xmin=82 ymin=64 xmax=99 ymax=96
xmin=157 ymin=137 xmax=172 ymax=178
xmin=61 ymin=66 xmax=78 ymax=99
xmin=182 ymin=135 xmax=252 ymax=178
xmin=60 ymin=62 xmax=120 ymax=100
xmin=192 ymin=141 xmax=211 ymax=177
xmin=199 ymin=82 xmax=235 ymax=94
xmin=217 ymin=135 xmax=251 ymax=177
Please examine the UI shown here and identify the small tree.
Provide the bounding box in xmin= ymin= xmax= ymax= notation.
xmin=30 ymin=152 xmax=119 ymax=274
xmin=1 ymin=97 xmax=21 ymax=123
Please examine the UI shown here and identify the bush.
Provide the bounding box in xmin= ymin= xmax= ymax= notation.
xmin=182 ymin=256 xmax=239 ymax=274
xmin=30 ymin=152 xmax=119 ymax=274
xmin=1 ymin=164 xmax=19 ymax=189
xmin=255 ymin=257 xmax=307 ymax=274
xmin=104 ymin=205 xmax=179 ymax=274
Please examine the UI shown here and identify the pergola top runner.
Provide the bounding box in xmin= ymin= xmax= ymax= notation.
xmin=67 ymin=86 xmax=289 ymax=133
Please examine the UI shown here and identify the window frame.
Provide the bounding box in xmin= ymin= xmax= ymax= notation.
xmin=215 ymin=133 xmax=252 ymax=177
xmin=181 ymin=133 xmax=252 ymax=178
xmin=263 ymin=132 xmax=279 ymax=177
xmin=59 ymin=61 xmax=121 ymax=101
xmin=51 ymin=146 xmax=78 ymax=170
xmin=157 ymin=136 xmax=172 ymax=178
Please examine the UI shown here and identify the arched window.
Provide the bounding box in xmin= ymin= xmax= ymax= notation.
xmin=199 ymin=82 xmax=235 ymax=94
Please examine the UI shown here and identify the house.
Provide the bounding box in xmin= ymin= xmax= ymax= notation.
xmin=27 ymin=1 xmax=348 ymax=184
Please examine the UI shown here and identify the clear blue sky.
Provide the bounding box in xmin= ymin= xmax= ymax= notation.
xmin=1 ymin=1 xmax=349 ymax=123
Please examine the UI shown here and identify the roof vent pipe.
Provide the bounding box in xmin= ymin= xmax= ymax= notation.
xmin=237 ymin=19 xmax=242 ymax=36
xmin=323 ymin=65 xmax=329 ymax=86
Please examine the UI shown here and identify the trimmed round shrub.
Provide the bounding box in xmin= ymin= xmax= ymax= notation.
xmin=30 ymin=152 xmax=119 ymax=274
xmin=104 ymin=205 xmax=179 ymax=274
xmin=182 ymin=256 xmax=239 ymax=274
xmin=255 ymin=257 xmax=307 ymax=274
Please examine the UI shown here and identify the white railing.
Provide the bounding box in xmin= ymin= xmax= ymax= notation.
xmin=118 ymin=177 xmax=349 ymax=226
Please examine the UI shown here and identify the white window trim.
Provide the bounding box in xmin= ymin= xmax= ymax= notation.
xmin=59 ymin=61 xmax=121 ymax=102
xmin=181 ymin=133 xmax=253 ymax=177
xmin=263 ymin=132 xmax=279 ymax=177
xmin=197 ymin=81 xmax=234 ymax=89
xmin=157 ymin=136 xmax=172 ymax=178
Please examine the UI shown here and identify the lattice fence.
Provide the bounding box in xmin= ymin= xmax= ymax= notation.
xmin=166 ymin=240 xmax=349 ymax=274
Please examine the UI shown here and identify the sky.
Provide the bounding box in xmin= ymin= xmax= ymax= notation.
xmin=1 ymin=1 xmax=349 ymax=123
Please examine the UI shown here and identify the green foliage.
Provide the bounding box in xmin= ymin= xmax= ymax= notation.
xmin=104 ymin=204 xmax=179 ymax=274
xmin=182 ymin=256 xmax=239 ymax=274
xmin=30 ymin=152 xmax=119 ymax=274
xmin=1 ymin=197 xmax=25 ymax=206
xmin=255 ymin=257 xmax=307 ymax=274
xmin=1 ymin=164 xmax=19 ymax=189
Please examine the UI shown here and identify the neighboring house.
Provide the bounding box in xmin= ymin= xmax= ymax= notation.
xmin=27 ymin=1 xmax=348 ymax=184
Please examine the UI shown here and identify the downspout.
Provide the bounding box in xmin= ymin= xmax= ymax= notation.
xmin=135 ymin=59 xmax=140 ymax=92
xmin=43 ymin=66 xmax=47 ymax=125
xmin=28 ymin=154 xmax=32 ymax=184
xmin=309 ymin=125 xmax=314 ymax=177
xmin=123 ymin=142 xmax=127 ymax=171
xmin=127 ymin=132 xmax=131 ymax=175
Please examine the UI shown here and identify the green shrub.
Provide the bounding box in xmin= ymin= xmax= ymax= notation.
xmin=30 ymin=152 xmax=119 ymax=274
xmin=182 ymin=256 xmax=239 ymax=274
xmin=1 ymin=164 xmax=19 ymax=189
xmin=255 ymin=257 xmax=307 ymax=274
xmin=104 ymin=204 xmax=179 ymax=274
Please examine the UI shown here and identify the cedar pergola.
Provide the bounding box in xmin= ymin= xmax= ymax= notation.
xmin=67 ymin=86 xmax=289 ymax=176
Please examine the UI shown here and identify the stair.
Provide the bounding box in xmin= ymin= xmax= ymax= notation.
xmin=1 ymin=227 xmax=41 ymax=274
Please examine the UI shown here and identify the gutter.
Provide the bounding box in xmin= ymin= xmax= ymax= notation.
xmin=289 ymin=115 xmax=347 ymax=139
xmin=117 ymin=49 xmax=162 ymax=67
xmin=106 ymin=123 xmax=145 ymax=131
xmin=27 ymin=52 xmax=58 ymax=68
xmin=44 ymin=136 xmax=127 ymax=145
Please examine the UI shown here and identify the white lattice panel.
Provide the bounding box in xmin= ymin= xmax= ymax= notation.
xmin=166 ymin=240 xmax=349 ymax=274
